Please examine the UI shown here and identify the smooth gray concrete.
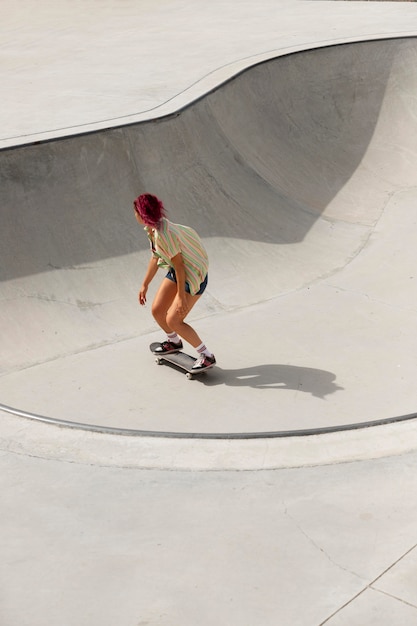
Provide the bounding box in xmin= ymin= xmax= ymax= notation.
xmin=1 ymin=36 xmax=417 ymax=434
xmin=2 ymin=2 xmax=417 ymax=626
xmin=2 ymin=0 xmax=417 ymax=149
xmin=2 ymin=440 xmax=417 ymax=626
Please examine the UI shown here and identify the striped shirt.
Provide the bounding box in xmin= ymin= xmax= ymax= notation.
xmin=146 ymin=218 xmax=208 ymax=296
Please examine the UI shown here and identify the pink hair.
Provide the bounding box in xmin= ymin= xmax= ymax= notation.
xmin=133 ymin=193 xmax=166 ymax=228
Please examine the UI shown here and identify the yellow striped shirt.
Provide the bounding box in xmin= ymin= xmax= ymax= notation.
xmin=146 ymin=218 xmax=208 ymax=295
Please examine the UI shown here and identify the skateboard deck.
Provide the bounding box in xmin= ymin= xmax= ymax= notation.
xmin=149 ymin=342 xmax=213 ymax=379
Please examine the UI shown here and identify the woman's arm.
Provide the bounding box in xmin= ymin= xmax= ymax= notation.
xmin=139 ymin=255 xmax=159 ymax=305
xmin=171 ymin=252 xmax=188 ymax=314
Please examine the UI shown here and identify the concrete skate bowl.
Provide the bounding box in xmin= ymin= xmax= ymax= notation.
xmin=1 ymin=37 xmax=417 ymax=437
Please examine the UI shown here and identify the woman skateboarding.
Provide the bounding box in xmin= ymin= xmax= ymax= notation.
xmin=134 ymin=193 xmax=215 ymax=371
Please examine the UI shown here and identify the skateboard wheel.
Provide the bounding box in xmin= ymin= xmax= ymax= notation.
xmin=186 ymin=373 xmax=194 ymax=380
xmin=155 ymin=357 xmax=163 ymax=365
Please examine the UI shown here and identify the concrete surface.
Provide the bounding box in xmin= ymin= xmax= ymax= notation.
xmin=2 ymin=2 xmax=417 ymax=625
xmin=2 ymin=437 xmax=417 ymax=626
xmin=2 ymin=0 xmax=417 ymax=149
xmin=1 ymin=35 xmax=417 ymax=434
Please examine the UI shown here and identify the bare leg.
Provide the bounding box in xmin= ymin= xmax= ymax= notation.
xmin=152 ymin=278 xmax=203 ymax=348
xmin=151 ymin=278 xmax=177 ymax=333
xmin=166 ymin=292 xmax=202 ymax=348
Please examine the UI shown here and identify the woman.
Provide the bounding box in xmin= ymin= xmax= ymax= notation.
xmin=134 ymin=193 xmax=215 ymax=371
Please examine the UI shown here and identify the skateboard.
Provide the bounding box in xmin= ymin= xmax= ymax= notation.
xmin=149 ymin=342 xmax=214 ymax=379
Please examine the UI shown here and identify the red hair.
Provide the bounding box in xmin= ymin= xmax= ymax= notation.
xmin=133 ymin=193 xmax=166 ymax=228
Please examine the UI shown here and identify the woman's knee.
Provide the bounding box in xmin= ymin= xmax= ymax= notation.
xmin=151 ymin=279 xmax=177 ymax=323
xmin=165 ymin=309 xmax=182 ymax=330
xmin=151 ymin=300 xmax=167 ymax=322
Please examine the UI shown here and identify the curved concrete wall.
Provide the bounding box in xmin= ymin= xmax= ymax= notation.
xmin=1 ymin=37 xmax=416 ymax=375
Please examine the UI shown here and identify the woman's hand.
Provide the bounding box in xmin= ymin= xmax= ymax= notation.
xmin=138 ymin=256 xmax=159 ymax=306
xmin=139 ymin=284 xmax=148 ymax=306
xmin=176 ymin=296 xmax=188 ymax=317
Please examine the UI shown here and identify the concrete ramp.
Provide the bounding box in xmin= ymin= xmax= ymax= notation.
xmin=1 ymin=37 xmax=417 ymax=434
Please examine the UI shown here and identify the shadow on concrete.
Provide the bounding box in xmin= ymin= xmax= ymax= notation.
xmin=201 ymin=364 xmax=344 ymax=399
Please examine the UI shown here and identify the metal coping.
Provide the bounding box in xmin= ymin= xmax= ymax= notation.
xmin=1 ymin=403 xmax=417 ymax=440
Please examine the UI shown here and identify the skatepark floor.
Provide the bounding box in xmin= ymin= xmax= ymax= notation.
xmin=2 ymin=1 xmax=417 ymax=624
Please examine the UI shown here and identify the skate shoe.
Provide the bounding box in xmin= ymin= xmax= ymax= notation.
xmin=153 ymin=340 xmax=183 ymax=354
xmin=192 ymin=354 xmax=216 ymax=370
